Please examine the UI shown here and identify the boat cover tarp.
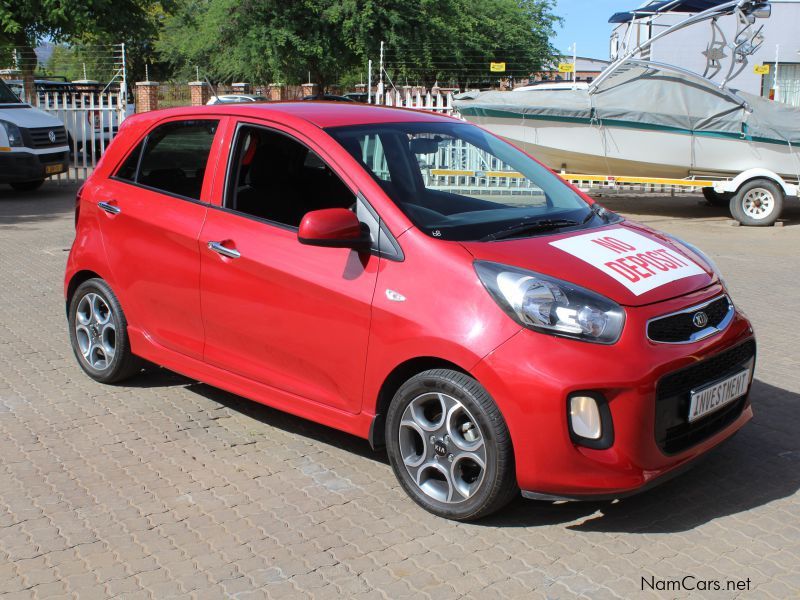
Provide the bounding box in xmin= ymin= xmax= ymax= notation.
xmin=609 ymin=0 xmax=731 ymax=24
xmin=454 ymin=64 xmax=800 ymax=145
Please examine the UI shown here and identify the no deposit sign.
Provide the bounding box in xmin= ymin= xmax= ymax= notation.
xmin=550 ymin=229 xmax=706 ymax=295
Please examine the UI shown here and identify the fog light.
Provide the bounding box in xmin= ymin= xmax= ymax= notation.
xmin=570 ymin=395 xmax=602 ymax=440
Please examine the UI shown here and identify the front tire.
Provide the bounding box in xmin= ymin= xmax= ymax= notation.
xmin=729 ymin=179 xmax=784 ymax=226
xmin=385 ymin=369 xmax=517 ymax=521
xmin=68 ymin=278 xmax=142 ymax=383
xmin=10 ymin=180 xmax=45 ymax=192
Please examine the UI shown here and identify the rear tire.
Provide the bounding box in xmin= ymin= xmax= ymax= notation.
xmin=68 ymin=278 xmax=143 ymax=384
xmin=10 ymin=180 xmax=44 ymax=192
xmin=385 ymin=369 xmax=518 ymax=521
xmin=701 ymin=187 xmax=731 ymax=207
xmin=729 ymin=179 xmax=784 ymax=226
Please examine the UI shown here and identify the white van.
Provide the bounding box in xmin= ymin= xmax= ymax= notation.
xmin=0 ymin=78 xmax=69 ymax=191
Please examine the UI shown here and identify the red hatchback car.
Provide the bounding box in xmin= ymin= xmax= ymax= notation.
xmin=65 ymin=103 xmax=756 ymax=520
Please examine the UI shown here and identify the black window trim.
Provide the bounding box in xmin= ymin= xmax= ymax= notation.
xmin=219 ymin=120 xmax=404 ymax=261
xmin=110 ymin=117 xmax=221 ymax=206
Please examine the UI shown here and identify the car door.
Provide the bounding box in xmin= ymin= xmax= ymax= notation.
xmin=198 ymin=121 xmax=383 ymax=413
xmin=93 ymin=117 xmax=224 ymax=360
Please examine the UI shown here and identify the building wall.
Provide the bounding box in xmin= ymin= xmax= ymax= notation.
xmin=611 ymin=0 xmax=800 ymax=103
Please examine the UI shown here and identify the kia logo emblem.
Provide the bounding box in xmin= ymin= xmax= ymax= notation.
xmin=433 ymin=439 xmax=448 ymax=456
xmin=48 ymin=130 xmax=56 ymax=143
xmin=692 ymin=311 xmax=709 ymax=328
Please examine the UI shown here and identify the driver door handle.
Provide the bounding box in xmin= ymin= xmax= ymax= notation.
xmin=98 ymin=201 xmax=121 ymax=215
xmin=207 ymin=241 xmax=241 ymax=259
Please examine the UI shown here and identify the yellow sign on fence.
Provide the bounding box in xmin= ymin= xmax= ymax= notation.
xmin=558 ymin=63 xmax=575 ymax=73
xmin=754 ymin=64 xmax=770 ymax=75
xmin=490 ymin=62 xmax=506 ymax=72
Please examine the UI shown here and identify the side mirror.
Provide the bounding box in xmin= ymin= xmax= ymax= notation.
xmin=298 ymin=208 xmax=372 ymax=250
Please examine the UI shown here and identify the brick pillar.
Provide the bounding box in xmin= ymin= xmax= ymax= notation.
xmin=301 ymin=83 xmax=319 ymax=98
xmin=268 ymin=84 xmax=286 ymax=101
xmin=189 ymin=81 xmax=210 ymax=106
xmin=135 ymin=81 xmax=159 ymax=113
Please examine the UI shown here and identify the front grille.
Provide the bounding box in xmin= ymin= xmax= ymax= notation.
xmin=648 ymin=296 xmax=732 ymax=343
xmin=655 ymin=339 xmax=755 ymax=454
xmin=24 ymin=126 xmax=68 ymax=148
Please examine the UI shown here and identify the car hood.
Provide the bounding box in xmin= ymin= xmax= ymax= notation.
xmin=0 ymin=105 xmax=64 ymax=128
xmin=459 ymin=221 xmax=716 ymax=307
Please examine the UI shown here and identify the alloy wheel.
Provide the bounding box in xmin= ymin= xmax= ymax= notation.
xmin=398 ymin=392 xmax=487 ymax=503
xmin=74 ymin=292 xmax=116 ymax=371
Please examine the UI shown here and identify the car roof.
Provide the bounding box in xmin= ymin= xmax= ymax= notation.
xmin=133 ymin=101 xmax=458 ymax=129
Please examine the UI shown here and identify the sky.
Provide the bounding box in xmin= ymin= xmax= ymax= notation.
xmin=553 ymin=0 xmax=628 ymax=60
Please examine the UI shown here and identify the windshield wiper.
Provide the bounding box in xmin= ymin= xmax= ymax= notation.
xmin=480 ymin=218 xmax=580 ymax=242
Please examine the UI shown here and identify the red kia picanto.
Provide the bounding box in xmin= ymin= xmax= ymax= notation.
xmin=65 ymin=103 xmax=755 ymax=520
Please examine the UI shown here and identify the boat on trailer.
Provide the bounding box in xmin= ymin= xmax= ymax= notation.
xmin=454 ymin=0 xmax=800 ymax=226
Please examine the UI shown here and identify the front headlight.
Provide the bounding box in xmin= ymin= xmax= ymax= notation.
xmin=475 ymin=261 xmax=625 ymax=344
xmin=0 ymin=120 xmax=23 ymax=147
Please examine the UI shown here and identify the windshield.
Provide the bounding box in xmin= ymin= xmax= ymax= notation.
xmin=0 ymin=79 xmax=21 ymax=104
xmin=327 ymin=121 xmax=613 ymax=241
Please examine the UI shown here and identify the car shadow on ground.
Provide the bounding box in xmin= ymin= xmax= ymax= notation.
xmin=595 ymin=194 xmax=800 ymax=226
xmin=126 ymin=366 xmax=384 ymax=464
xmin=128 ymin=368 xmax=799 ymax=533
xmin=0 ymin=182 xmax=79 ymax=227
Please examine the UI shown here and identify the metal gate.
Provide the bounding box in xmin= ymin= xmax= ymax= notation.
xmin=11 ymin=43 xmax=130 ymax=182
xmin=24 ymin=87 xmax=130 ymax=183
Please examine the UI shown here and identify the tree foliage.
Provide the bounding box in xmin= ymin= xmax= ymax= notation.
xmin=0 ymin=0 xmax=169 ymax=88
xmin=157 ymin=0 xmax=561 ymax=90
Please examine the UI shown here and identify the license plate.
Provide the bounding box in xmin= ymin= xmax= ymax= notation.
xmin=688 ymin=369 xmax=751 ymax=423
xmin=45 ymin=164 xmax=65 ymax=175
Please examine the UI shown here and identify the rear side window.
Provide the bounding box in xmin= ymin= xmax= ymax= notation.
xmin=116 ymin=142 xmax=143 ymax=181
xmin=114 ymin=120 xmax=218 ymax=201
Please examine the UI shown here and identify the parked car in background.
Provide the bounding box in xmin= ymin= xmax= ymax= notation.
xmin=343 ymin=92 xmax=369 ymax=103
xmin=301 ymin=94 xmax=355 ymax=102
xmin=0 ymin=78 xmax=69 ymax=191
xmin=206 ymin=94 xmax=268 ymax=105
xmin=65 ymin=102 xmax=756 ymax=520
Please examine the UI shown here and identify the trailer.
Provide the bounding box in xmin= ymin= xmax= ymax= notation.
xmin=557 ymin=170 xmax=798 ymax=226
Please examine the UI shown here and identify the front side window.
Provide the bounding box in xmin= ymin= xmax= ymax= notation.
xmin=225 ymin=124 xmax=356 ymax=228
xmin=115 ymin=119 xmax=218 ymax=200
xmin=327 ymin=122 xmax=616 ymax=241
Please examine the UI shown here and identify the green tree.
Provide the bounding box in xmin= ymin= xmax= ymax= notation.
xmin=371 ymin=0 xmax=561 ymax=90
xmin=157 ymin=0 xmax=560 ymax=92
xmin=0 ymin=0 xmax=168 ymax=97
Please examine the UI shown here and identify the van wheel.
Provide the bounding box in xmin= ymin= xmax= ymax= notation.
xmin=68 ymin=278 xmax=142 ymax=384
xmin=730 ymin=179 xmax=784 ymax=226
xmin=10 ymin=180 xmax=44 ymax=192
xmin=701 ymin=187 xmax=731 ymax=207
xmin=385 ymin=369 xmax=517 ymax=521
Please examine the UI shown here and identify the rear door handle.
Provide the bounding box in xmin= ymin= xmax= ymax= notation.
xmin=98 ymin=201 xmax=121 ymax=215
xmin=207 ymin=241 xmax=241 ymax=259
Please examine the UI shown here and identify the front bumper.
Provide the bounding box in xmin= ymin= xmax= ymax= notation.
xmin=472 ymin=283 xmax=755 ymax=498
xmin=0 ymin=150 xmax=69 ymax=183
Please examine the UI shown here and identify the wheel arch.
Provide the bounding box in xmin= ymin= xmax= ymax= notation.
xmin=368 ymin=356 xmax=472 ymax=450
xmin=714 ymin=169 xmax=796 ymax=197
xmin=65 ymin=270 xmax=103 ymax=315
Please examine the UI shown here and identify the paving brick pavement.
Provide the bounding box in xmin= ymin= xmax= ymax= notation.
xmin=0 ymin=183 xmax=798 ymax=599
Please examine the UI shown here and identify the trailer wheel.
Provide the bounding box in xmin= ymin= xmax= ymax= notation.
xmin=702 ymin=187 xmax=731 ymax=207
xmin=730 ymin=179 xmax=784 ymax=227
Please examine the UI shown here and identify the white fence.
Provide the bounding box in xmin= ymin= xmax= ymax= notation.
xmin=372 ymin=89 xmax=456 ymax=115
xmin=21 ymin=89 xmax=129 ymax=183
